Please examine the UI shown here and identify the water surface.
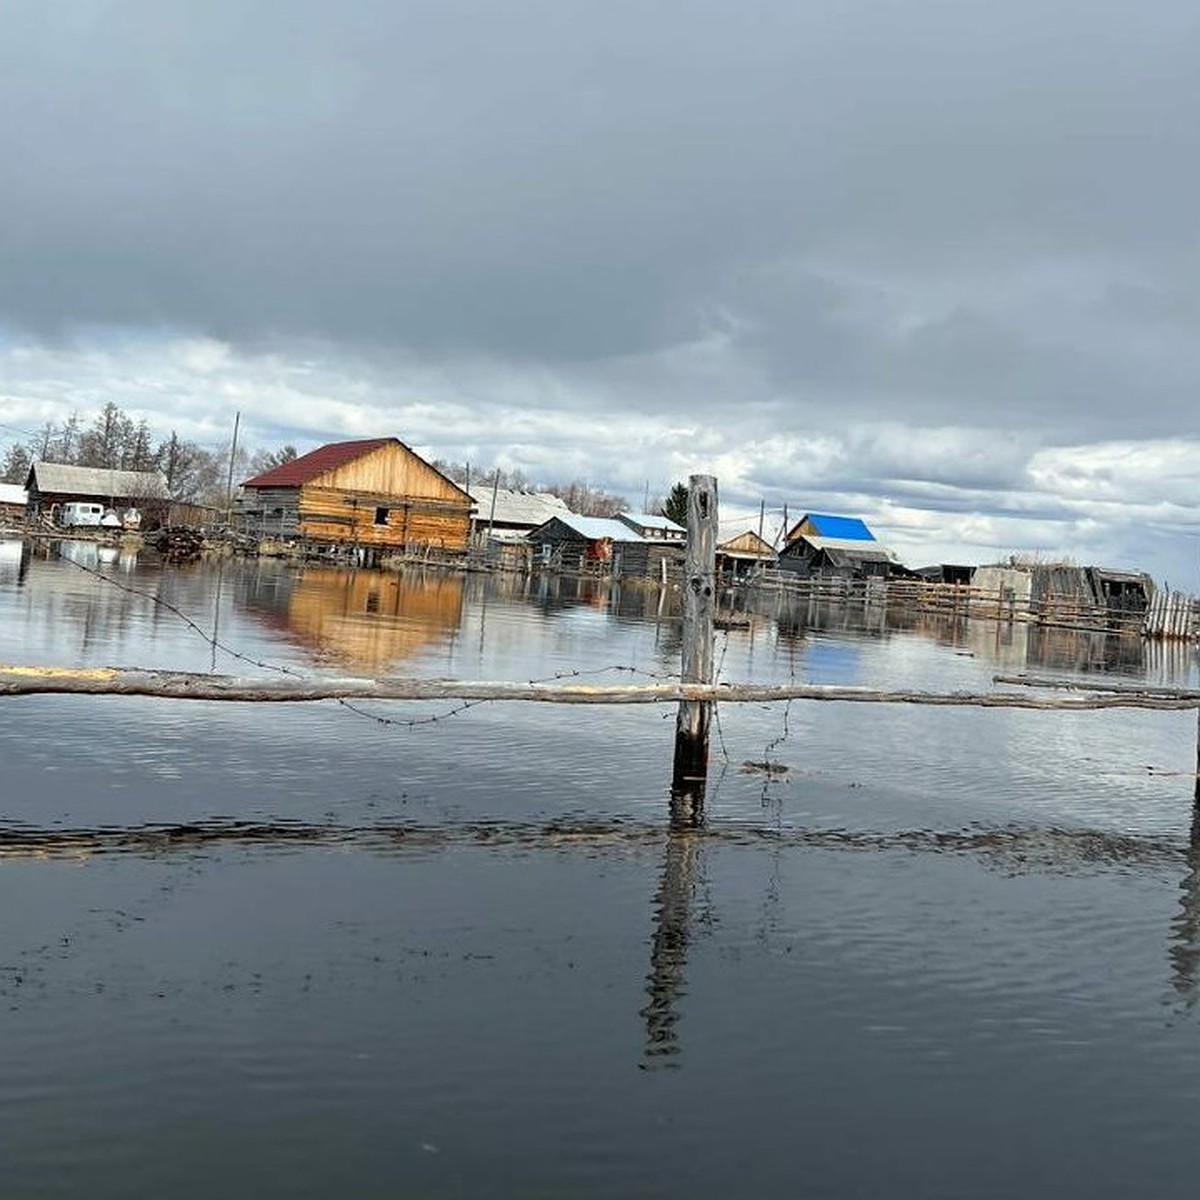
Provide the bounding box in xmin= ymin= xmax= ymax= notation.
xmin=4 ymin=540 xmax=1200 ymax=1197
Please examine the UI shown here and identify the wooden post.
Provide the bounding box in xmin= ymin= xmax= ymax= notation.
xmin=672 ymin=474 xmax=717 ymax=803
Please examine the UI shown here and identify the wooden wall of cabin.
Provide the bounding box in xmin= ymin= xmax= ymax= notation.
xmin=297 ymin=486 xmax=470 ymax=550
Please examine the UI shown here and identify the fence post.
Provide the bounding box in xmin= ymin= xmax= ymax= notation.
xmin=672 ymin=474 xmax=717 ymax=811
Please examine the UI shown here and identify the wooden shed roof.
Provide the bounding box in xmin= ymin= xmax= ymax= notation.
xmin=26 ymin=461 xmax=169 ymax=499
xmin=717 ymin=530 xmax=775 ymax=558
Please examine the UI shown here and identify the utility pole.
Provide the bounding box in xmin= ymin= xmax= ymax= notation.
xmin=223 ymin=411 xmax=240 ymax=528
xmin=757 ymin=498 xmax=765 ymax=543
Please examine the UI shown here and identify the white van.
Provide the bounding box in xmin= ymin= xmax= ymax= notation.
xmin=60 ymin=502 xmax=105 ymax=528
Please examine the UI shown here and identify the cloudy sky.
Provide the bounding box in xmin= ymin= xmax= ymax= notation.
xmin=2 ymin=0 xmax=1200 ymax=582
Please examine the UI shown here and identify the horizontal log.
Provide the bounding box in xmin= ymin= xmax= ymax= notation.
xmin=4 ymin=664 xmax=1200 ymax=709
xmin=994 ymin=673 xmax=1200 ymax=699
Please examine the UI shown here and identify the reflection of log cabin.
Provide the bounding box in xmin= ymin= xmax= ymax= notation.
xmin=242 ymin=567 xmax=465 ymax=673
xmin=239 ymin=438 xmax=472 ymax=553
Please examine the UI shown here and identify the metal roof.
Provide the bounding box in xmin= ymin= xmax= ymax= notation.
xmin=530 ymin=515 xmax=647 ymax=541
xmin=792 ymin=535 xmax=897 ymax=561
xmin=801 ymin=513 xmax=875 ymax=541
xmin=470 ymin=487 xmax=572 ymax=528
xmin=0 ymin=484 xmax=27 ymax=506
xmin=617 ymin=512 xmax=685 ymax=534
xmin=28 ymin=462 xmax=169 ymax=499
xmin=241 ymin=438 xmax=395 ymax=487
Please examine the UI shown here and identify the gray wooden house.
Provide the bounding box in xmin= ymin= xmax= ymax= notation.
xmin=24 ymin=462 xmax=170 ymax=527
xmin=615 ymin=512 xmax=686 ymax=543
xmin=528 ymin=515 xmax=655 ymax=576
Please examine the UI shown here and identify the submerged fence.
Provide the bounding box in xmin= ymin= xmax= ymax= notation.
xmin=739 ymin=572 xmax=1200 ymax=641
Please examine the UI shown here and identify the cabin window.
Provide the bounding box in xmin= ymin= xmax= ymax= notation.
xmin=374 ymin=507 xmax=389 ymax=525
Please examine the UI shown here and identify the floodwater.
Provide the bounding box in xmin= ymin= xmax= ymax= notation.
xmin=4 ymin=538 xmax=1200 ymax=1198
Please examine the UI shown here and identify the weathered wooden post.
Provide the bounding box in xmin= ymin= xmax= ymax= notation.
xmin=672 ymin=474 xmax=717 ymax=812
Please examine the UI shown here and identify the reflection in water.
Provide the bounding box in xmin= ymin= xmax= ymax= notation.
xmin=236 ymin=565 xmax=465 ymax=672
xmin=642 ymin=788 xmax=706 ymax=1067
xmin=1170 ymin=805 xmax=1200 ymax=1006
xmin=0 ymin=539 xmax=27 ymax=586
xmin=7 ymin=810 xmax=1200 ymax=1031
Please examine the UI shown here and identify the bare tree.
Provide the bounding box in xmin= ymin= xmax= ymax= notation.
xmin=247 ymin=444 xmax=299 ymax=477
xmin=543 ymin=480 xmax=629 ymax=517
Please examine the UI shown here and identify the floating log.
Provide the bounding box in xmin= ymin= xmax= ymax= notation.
xmin=5 ymin=664 xmax=1200 ymax=709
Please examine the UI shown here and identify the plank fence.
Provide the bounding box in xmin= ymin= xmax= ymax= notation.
xmin=740 ymin=573 xmax=1200 ymax=641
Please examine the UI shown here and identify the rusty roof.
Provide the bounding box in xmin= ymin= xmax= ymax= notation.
xmin=241 ymin=438 xmax=395 ymax=488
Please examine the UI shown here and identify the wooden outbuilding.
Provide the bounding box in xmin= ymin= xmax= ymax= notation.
xmin=529 ymin=515 xmax=645 ymax=575
xmin=239 ymin=438 xmax=472 ymax=554
xmin=0 ymin=483 xmax=27 ymax=526
xmin=716 ymin=530 xmax=776 ymax=580
xmin=24 ymin=462 xmax=170 ymax=527
xmin=615 ymin=512 xmax=686 ymax=542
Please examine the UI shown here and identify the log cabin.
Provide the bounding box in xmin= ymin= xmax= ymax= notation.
xmin=239 ymin=438 xmax=473 ymax=554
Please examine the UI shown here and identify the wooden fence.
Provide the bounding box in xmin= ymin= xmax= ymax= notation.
xmin=741 ymin=573 xmax=1200 ymax=641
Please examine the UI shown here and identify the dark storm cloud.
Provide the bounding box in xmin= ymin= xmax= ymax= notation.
xmin=3 ymin=0 xmax=1200 ymax=435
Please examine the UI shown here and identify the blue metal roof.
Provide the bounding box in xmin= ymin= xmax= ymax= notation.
xmin=803 ymin=513 xmax=875 ymax=541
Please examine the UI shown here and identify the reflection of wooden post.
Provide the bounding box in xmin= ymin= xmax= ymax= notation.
xmin=1170 ymin=802 xmax=1200 ymax=1006
xmin=641 ymin=824 xmax=703 ymax=1066
xmin=673 ymin=475 xmax=717 ymax=798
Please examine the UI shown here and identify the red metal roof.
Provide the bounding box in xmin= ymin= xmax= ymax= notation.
xmin=241 ymin=438 xmax=395 ymax=488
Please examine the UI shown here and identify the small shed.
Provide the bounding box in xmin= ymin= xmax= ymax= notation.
xmin=239 ymin=437 xmax=472 ymax=554
xmin=1085 ymin=567 xmax=1153 ymax=615
xmin=915 ymin=564 xmax=975 ymax=586
xmin=528 ymin=515 xmax=650 ymax=576
xmin=0 ymin=483 xmax=27 ymax=525
xmin=615 ymin=512 xmax=687 ymax=542
xmin=25 ymin=462 xmax=170 ymax=527
xmin=716 ymin=530 xmax=776 ymax=580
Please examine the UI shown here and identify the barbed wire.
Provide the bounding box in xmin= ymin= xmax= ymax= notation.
xmin=44 ymin=541 xmax=684 ymax=730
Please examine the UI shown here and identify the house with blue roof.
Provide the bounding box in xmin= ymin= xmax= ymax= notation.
xmin=779 ymin=512 xmax=902 ymax=579
xmin=784 ymin=513 xmax=876 ymax=543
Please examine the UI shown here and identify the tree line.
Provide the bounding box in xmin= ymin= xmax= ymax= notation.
xmin=429 ymin=460 xmax=637 ymax=519
xmin=1 ymin=403 xmax=297 ymax=506
xmin=2 ymin=402 xmax=685 ymax=520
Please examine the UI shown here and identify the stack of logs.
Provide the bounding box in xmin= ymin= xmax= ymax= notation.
xmin=154 ymin=527 xmax=206 ymax=563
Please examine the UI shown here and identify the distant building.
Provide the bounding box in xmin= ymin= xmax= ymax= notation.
xmin=716 ymin=530 xmax=776 ymax=580
xmin=778 ymin=512 xmax=900 ymax=579
xmin=0 ymin=483 xmax=27 ymax=525
xmin=914 ymin=564 xmax=975 ymax=585
xmin=468 ymin=486 xmax=573 ymax=538
xmin=239 ymin=437 xmax=472 ymax=553
xmin=528 ymin=514 xmax=676 ymax=578
xmin=615 ymin=512 xmax=686 ymax=542
xmin=24 ymin=462 xmax=170 ymax=527
xmin=972 ymin=560 xmax=1153 ymax=621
